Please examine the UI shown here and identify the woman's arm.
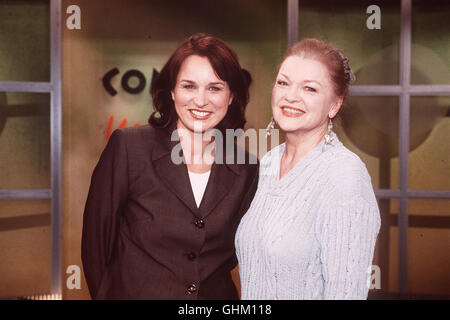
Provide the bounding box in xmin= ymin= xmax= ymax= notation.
xmin=319 ymin=196 xmax=380 ymax=300
xmin=81 ymin=129 xmax=129 ymax=299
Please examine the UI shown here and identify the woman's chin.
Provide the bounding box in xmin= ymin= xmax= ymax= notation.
xmin=277 ymin=122 xmax=303 ymax=133
xmin=185 ymin=121 xmax=219 ymax=134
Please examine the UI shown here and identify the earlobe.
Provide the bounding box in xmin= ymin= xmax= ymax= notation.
xmin=329 ymin=97 xmax=344 ymax=118
xmin=170 ymin=91 xmax=175 ymax=101
xmin=228 ymin=94 xmax=234 ymax=106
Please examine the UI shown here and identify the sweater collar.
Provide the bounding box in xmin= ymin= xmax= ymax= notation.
xmin=265 ymin=132 xmax=342 ymax=187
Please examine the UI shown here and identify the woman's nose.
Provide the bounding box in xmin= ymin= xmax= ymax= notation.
xmin=285 ymin=85 xmax=301 ymax=103
xmin=193 ymin=88 xmax=207 ymax=107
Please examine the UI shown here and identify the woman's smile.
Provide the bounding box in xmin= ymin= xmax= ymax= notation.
xmin=188 ymin=108 xmax=213 ymax=120
xmin=280 ymin=105 xmax=306 ymax=118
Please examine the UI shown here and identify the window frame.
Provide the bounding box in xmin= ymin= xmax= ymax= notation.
xmin=0 ymin=0 xmax=62 ymax=296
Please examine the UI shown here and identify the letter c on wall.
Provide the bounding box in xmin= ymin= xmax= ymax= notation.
xmin=102 ymin=67 xmax=120 ymax=96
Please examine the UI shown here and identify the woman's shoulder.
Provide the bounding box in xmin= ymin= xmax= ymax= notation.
xmin=107 ymin=125 xmax=159 ymax=156
xmin=328 ymin=144 xmax=367 ymax=173
xmin=260 ymin=143 xmax=284 ymax=164
xmin=258 ymin=143 xmax=283 ymax=173
xmin=115 ymin=124 xmax=156 ymax=140
xmin=326 ymin=144 xmax=374 ymax=199
xmin=117 ymin=124 xmax=159 ymax=143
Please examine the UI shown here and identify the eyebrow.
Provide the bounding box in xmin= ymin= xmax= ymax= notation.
xmin=179 ymin=79 xmax=225 ymax=86
xmin=279 ymin=73 xmax=322 ymax=87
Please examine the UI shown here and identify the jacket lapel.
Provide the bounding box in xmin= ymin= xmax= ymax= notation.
xmin=152 ymin=126 xmax=199 ymax=215
xmin=198 ymin=139 xmax=241 ymax=219
xmin=198 ymin=162 xmax=237 ymax=219
xmin=151 ymin=125 xmax=242 ymax=219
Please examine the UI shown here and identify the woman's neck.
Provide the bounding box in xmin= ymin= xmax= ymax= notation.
xmin=177 ymin=120 xmax=215 ymax=173
xmin=283 ymin=124 xmax=328 ymax=164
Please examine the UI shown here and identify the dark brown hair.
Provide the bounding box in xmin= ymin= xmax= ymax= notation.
xmin=281 ymin=38 xmax=355 ymax=99
xmin=149 ymin=33 xmax=251 ymax=132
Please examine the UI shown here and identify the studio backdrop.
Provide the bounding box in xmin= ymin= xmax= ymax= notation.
xmin=0 ymin=0 xmax=448 ymax=299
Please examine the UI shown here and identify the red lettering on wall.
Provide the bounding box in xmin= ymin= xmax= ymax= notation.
xmin=105 ymin=116 xmax=114 ymax=140
xmin=105 ymin=115 xmax=142 ymax=140
xmin=118 ymin=118 xmax=127 ymax=129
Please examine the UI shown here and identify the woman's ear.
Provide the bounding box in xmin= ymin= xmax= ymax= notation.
xmin=228 ymin=93 xmax=234 ymax=106
xmin=170 ymin=90 xmax=175 ymax=101
xmin=329 ymin=96 xmax=344 ymax=118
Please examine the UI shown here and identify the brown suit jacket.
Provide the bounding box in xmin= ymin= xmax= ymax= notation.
xmin=81 ymin=124 xmax=258 ymax=299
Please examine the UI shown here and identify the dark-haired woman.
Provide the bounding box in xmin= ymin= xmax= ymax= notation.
xmin=82 ymin=34 xmax=258 ymax=299
xmin=235 ymin=39 xmax=380 ymax=300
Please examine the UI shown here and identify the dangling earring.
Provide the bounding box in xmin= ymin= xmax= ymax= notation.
xmin=266 ymin=117 xmax=276 ymax=136
xmin=324 ymin=118 xmax=334 ymax=144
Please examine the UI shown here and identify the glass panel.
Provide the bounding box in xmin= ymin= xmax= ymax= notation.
xmin=409 ymin=199 xmax=450 ymax=217
xmin=335 ymin=96 xmax=399 ymax=190
xmin=409 ymin=96 xmax=450 ymax=190
xmin=0 ymin=199 xmax=51 ymax=298
xmin=388 ymin=225 xmax=399 ymax=294
xmin=0 ymin=92 xmax=50 ymax=189
xmin=408 ymin=200 xmax=450 ymax=295
xmin=0 ymin=0 xmax=50 ymax=82
xmin=411 ymin=0 xmax=450 ymax=85
xmin=384 ymin=200 xmax=450 ymax=296
xmin=298 ymin=0 xmax=401 ymax=85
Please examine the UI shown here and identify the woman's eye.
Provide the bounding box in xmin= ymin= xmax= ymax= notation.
xmin=305 ymin=86 xmax=316 ymax=92
xmin=182 ymin=84 xmax=195 ymax=90
xmin=276 ymin=80 xmax=288 ymax=86
xmin=209 ymin=86 xmax=222 ymax=92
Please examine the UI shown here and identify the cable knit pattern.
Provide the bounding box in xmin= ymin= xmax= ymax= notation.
xmin=235 ymin=133 xmax=380 ymax=300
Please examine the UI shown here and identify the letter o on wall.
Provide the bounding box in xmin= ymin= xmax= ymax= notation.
xmin=121 ymin=69 xmax=146 ymax=94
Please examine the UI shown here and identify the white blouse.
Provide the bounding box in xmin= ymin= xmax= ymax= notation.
xmin=187 ymin=170 xmax=211 ymax=207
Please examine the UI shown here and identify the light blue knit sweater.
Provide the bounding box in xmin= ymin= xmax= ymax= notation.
xmin=235 ymin=133 xmax=380 ymax=300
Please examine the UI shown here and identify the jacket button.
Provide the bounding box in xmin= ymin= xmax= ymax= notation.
xmin=194 ymin=219 xmax=205 ymax=229
xmin=187 ymin=252 xmax=197 ymax=261
xmin=187 ymin=284 xmax=197 ymax=294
